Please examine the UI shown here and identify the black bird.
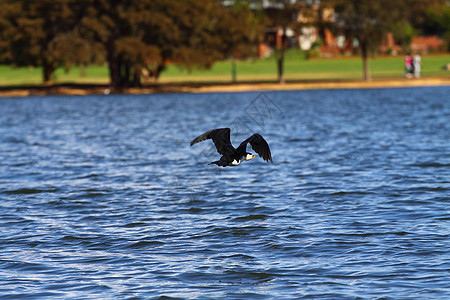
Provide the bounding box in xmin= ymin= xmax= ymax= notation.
xmin=190 ymin=128 xmax=273 ymax=167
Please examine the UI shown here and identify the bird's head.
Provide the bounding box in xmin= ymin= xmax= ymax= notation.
xmin=245 ymin=152 xmax=256 ymax=161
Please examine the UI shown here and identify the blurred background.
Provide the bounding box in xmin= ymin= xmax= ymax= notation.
xmin=0 ymin=0 xmax=449 ymax=87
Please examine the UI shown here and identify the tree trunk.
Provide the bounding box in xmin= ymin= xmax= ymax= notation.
xmin=132 ymin=68 xmax=141 ymax=87
xmin=107 ymin=45 xmax=120 ymax=88
xmin=277 ymin=54 xmax=284 ymax=83
xmin=108 ymin=59 xmax=121 ymax=88
xmin=107 ymin=44 xmax=123 ymax=88
xmin=150 ymin=64 xmax=166 ymax=81
xmin=361 ymin=40 xmax=371 ymax=81
xmin=231 ymin=60 xmax=237 ymax=83
xmin=277 ymin=28 xmax=286 ymax=84
xmin=123 ymin=63 xmax=130 ymax=86
xmin=42 ymin=60 xmax=56 ymax=83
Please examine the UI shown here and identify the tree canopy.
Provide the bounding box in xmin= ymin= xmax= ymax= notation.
xmin=0 ymin=0 xmax=95 ymax=82
xmin=0 ymin=0 xmax=261 ymax=87
xmin=1 ymin=0 xmax=448 ymax=86
xmin=332 ymin=0 xmax=408 ymax=81
xmin=262 ymin=0 xmax=306 ymax=83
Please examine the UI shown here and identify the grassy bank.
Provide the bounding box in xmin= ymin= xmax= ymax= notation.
xmin=0 ymin=52 xmax=449 ymax=87
xmin=160 ymin=52 xmax=450 ymax=83
xmin=0 ymin=65 xmax=109 ymax=87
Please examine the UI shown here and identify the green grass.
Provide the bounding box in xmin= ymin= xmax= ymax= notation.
xmin=1 ymin=51 xmax=449 ymax=87
xmin=160 ymin=52 xmax=450 ymax=83
xmin=0 ymin=65 xmax=109 ymax=87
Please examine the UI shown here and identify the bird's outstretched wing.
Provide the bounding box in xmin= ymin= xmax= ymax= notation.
xmin=190 ymin=128 xmax=235 ymax=156
xmin=236 ymin=133 xmax=273 ymax=163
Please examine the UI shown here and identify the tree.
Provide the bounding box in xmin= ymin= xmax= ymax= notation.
xmin=406 ymin=0 xmax=448 ymax=32
xmin=421 ymin=2 xmax=450 ymax=50
xmin=145 ymin=0 xmax=227 ymax=81
xmin=145 ymin=0 xmax=261 ymax=82
xmin=0 ymin=0 xmax=94 ymax=82
xmin=263 ymin=0 xmax=304 ymax=83
xmin=333 ymin=0 xmax=406 ymax=81
xmin=391 ymin=21 xmax=416 ymax=50
xmin=78 ymin=0 xmax=159 ymax=87
xmin=0 ymin=1 xmax=22 ymax=64
xmin=213 ymin=1 xmax=264 ymax=82
xmin=1 ymin=0 xmax=262 ymax=87
xmin=79 ymin=0 xmax=261 ymax=87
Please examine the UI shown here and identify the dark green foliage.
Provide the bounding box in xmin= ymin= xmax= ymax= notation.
xmin=263 ymin=0 xmax=305 ymax=83
xmin=332 ymin=0 xmax=407 ymax=81
xmin=78 ymin=0 xmax=161 ymax=86
xmin=422 ymin=4 xmax=450 ymax=50
xmin=0 ymin=0 xmax=261 ymax=87
xmin=0 ymin=0 xmax=95 ymax=82
xmin=406 ymin=0 xmax=448 ymax=32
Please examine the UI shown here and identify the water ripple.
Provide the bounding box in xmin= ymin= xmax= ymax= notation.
xmin=0 ymin=88 xmax=449 ymax=299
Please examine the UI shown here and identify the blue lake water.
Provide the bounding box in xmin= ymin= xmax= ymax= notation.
xmin=0 ymin=87 xmax=449 ymax=299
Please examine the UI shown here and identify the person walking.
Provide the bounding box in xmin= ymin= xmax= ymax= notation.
xmin=404 ymin=54 xmax=413 ymax=78
xmin=413 ymin=54 xmax=421 ymax=78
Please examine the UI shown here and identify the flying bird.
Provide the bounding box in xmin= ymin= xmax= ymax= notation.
xmin=190 ymin=128 xmax=273 ymax=167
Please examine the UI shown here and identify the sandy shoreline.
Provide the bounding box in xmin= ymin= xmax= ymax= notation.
xmin=0 ymin=77 xmax=448 ymax=97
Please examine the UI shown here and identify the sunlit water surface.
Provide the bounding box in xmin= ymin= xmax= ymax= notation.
xmin=1 ymin=87 xmax=449 ymax=299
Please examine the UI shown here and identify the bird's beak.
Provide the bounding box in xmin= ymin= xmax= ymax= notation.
xmin=252 ymin=155 xmax=256 ymax=159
